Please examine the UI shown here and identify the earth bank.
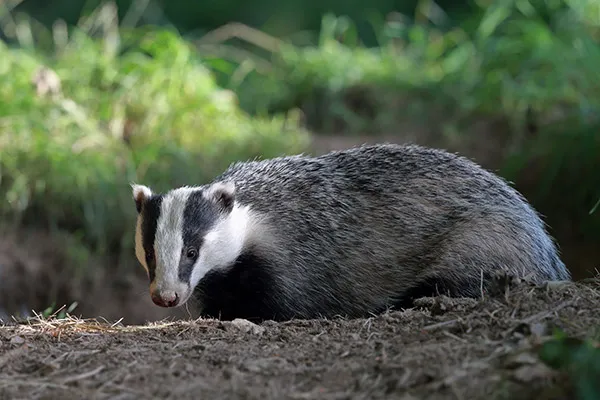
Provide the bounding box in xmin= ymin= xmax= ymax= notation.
xmin=0 ymin=276 xmax=598 ymax=400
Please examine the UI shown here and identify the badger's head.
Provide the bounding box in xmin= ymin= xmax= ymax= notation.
xmin=131 ymin=182 xmax=250 ymax=308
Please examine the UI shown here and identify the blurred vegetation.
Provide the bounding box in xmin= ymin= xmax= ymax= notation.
xmin=214 ymin=2 xmax=600 ymax=136
xmin=0 ymin=2 xmax=310 ymax=271
xmin=538 ymin=329 xmax=600 ymax=400
xmin=0 ymin=0 xmax=599 ymax=316
xmin=9 ymin=0 xmax=472 ymax=46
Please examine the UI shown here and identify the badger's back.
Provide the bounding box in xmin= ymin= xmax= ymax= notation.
xmin=211 ymin=144 xmax=569 ymax=319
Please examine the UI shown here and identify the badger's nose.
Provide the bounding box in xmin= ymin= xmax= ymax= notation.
xmin=151 ymin=290 xmax=179 ymax=307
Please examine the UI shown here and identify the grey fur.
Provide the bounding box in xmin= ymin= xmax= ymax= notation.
xmin=138 ymin=143 xmax=571 ymax=321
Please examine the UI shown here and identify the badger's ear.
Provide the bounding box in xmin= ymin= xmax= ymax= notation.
xmin=204 ymin=181 xmax=236 ymax=212
xmin=131 ymin=183 xmax=153 ymax=214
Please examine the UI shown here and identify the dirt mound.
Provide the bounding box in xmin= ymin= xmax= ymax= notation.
xmin=0 ymin=276 xmax=598 ymax=400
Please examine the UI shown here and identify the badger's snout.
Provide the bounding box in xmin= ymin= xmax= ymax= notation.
xmin=150 ymin=289 xmax=179 ymax=308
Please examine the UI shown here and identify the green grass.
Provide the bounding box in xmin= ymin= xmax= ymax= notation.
xmin=39 ymin=302 xmax=79 ymax=320
xmin=0 ymin=2 xmax=310 ymax=262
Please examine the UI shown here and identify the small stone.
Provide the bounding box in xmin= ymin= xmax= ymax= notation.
xmin=543 ymin=281 xmax=571 ymax=291
xmin=504 ymin=351 xmax=541 ymax=370
xmin=511 ymin=352 xmax=539 ymax=366
xmin=513 ymin=364 xmax=555 ymax=382
xmin=530 ymin=322 xmax=549 ymax=338
xmin=10 ymin=336 xmax=25 ymax=344
xmin=229 ymin=319 xmax=266 ymax=335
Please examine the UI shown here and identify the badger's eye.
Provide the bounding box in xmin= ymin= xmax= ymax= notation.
xmin=185 ymin=248 xmax=198 ymax=260
xmin=145 ymin=253 xmax=154 ymax=264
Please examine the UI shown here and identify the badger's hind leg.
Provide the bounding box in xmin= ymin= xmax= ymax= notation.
xmin=392 ymin=250 xmax=551 ymax=310
xmin=391 ymin=214 xmax=563 ymax=310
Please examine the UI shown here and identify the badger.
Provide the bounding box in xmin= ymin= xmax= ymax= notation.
xmin=132 ymin=143 xmax=570 ymax=322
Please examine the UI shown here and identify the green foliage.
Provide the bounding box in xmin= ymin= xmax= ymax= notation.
xmin=0 ymin=3 xmax=310 ymax=260
xmin=10 ymin=0 xmax=464 ymax=47
xmin=538 ymin=330 xmax=600 ymax=400
xmin=211 ymin=0 xmax=600 ymax=135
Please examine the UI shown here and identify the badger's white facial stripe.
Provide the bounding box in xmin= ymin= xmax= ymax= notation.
xmin=189 ymin=203 xmax=252 ymax=292
xmin=134 ymin=215 xmax=148 ymax=276
xmin=153 ymin=186 xmax=199 ymax=296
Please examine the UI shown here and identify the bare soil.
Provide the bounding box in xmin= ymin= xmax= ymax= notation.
xmin=1 ymin=277 xmax=598 ymax=400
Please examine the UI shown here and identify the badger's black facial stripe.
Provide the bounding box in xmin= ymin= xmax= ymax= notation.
xmin=178 ymin=190 xmax=221 ymax=282
xmin=141 ymin=194 xmax=163 ymax=283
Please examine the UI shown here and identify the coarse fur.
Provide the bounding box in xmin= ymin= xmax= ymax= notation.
xmin=132 ymin=143 xmax=571 ymax=322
